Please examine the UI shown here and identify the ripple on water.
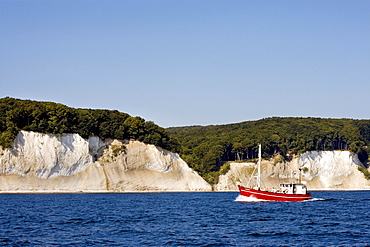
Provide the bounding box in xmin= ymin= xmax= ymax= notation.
xmin=0 ymin=192 xmax=369 ymax=246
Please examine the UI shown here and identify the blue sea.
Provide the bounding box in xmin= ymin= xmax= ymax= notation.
xmin=0 ymin=191 xmax=369 ymax=246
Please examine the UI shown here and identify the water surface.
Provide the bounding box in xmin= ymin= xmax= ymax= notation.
xmin=0 ymin=191 xmax=369 ymax=246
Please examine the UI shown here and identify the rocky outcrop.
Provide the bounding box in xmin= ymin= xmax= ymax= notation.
xmin=216 ymin=151 xmax=370 ymax=191
xmin=0 ymin=131 xmax=211 ymax=192
xmin=1 ymin=131 xmax=368 ymax=192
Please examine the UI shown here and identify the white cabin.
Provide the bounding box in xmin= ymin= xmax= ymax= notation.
xmin=279 ymin=183 xmax=307 ymax=195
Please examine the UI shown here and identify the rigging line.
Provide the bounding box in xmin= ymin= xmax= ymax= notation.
xmin=246 ymin=163 xmax=257 ymax=187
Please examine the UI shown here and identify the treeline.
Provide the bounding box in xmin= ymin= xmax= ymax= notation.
xmin=0 ymin=97 xmax=179 ymax=152
xmin=167 ymin=117 xmax=370 ymax=181
xmin=1 ymin=98 xmax=369 ymax=184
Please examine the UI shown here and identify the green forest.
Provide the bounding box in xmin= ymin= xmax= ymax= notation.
xmin=0 ymin=97 xmax=179 ymax=152
xmin=1 ymin=97 xmax=369 ymax=184
xmin=167 ymin=117 xmax=370 ymax=183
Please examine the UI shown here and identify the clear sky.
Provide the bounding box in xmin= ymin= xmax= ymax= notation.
xmin=1 ymin=0 xmax=369 ymax=127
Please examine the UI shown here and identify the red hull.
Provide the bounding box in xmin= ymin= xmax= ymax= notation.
xmin=238 ymin=185 xmax=311 ymax=202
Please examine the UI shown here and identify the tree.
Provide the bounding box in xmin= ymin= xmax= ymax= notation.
xmin=0 ymin=97 xmax=180 ymax=152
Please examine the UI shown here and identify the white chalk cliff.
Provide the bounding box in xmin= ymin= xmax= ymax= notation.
xmin=1 ymin=131 xmax=369 ymax=192
xmin=216 ymin=151 xmax=370 ymax=191
xmin=0 ymin=131 xmax=212 ymax=192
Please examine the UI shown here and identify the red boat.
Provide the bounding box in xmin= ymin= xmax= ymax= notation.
xmin=237 ymin=144 xmax=311 ymax=202
xmin=238 ymin=184 xmax=311 ymax=202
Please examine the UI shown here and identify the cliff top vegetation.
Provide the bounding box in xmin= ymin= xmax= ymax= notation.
xmin=0 ymin=97 xmax=180 ymax=152
xmin=1 ymin=97 xmax=369 ymax=184
xmin=167 ymin=117 xmax=370 ymax=183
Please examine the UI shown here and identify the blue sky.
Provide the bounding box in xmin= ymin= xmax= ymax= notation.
xmin=1 ymin=1 xmax=369 ymax=127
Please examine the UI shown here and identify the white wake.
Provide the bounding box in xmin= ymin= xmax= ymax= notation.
xmin=234 ymin=195 xmax=268 ymax=202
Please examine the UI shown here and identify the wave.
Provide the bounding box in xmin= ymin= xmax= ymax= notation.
xmin=305 ymin=197 xmax=326 ymax=202
xmin=307 ymin=198 xmax=370 ymax=202
xmin=235 ymin=195 xmax=328 ymax=203
xmin=234 ymin=195 xmax=269 ymax=202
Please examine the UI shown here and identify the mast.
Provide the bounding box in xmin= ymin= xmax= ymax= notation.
xmin=257 ymin=144 xmax=261 ymax=188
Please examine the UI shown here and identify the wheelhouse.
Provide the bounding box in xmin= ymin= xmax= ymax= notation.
xmin=279 ymin=183 xmax=307 ymax=195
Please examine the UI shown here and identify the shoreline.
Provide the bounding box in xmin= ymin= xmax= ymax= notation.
xmin=1 ymin=188 xmax=370 ymax=194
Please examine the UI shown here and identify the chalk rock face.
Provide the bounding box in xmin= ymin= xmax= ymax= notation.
xmin=1 ymin=131 xmax=95 ymax=179
xmin=291 ymin=151 xmax=369 ymax=190
xmin=216 ymin=151 xmax=370 ymax=191
xmin=216 ymin=162 xmax=256 ymax=191
xmin=99 ymin=139 xmax=212 ymax=192
xmin=0 ymin=131 xmax=211 ymax=192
